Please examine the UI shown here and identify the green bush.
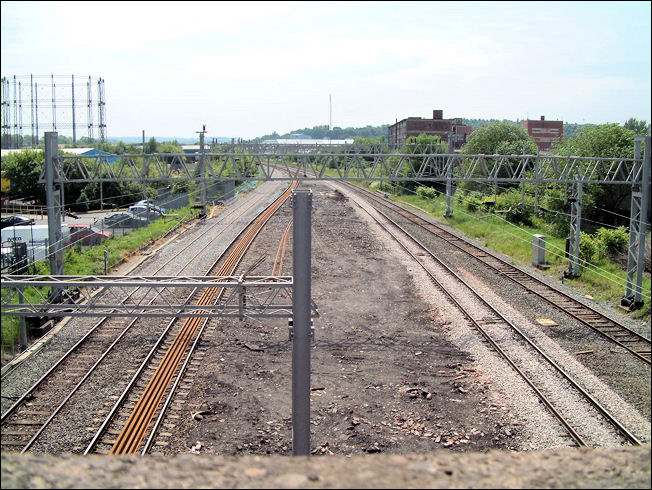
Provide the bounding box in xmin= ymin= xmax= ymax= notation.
xmin=416 ymin=186 xmax=438 ymax=199
xmin=577 ymin=226 xmax=629 ymax=268
xmin=579 ymin=231 xmax=604 ymax=265
xmin=457 ymin=190 xmax=485 ymax=212
xmin=493 ymin=189 xmax=534 ymax=225
xmin=595 ymin=226 xmax=628 ymax=256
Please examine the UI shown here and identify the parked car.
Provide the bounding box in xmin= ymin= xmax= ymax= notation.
xmin=103 ymin=212 xmax=148 ymax=228
xmin=134 ymin=200 xmax=166 ymax=213
xmin=128 ymin=205 xmax=164 ymax=221
xmin=67 ymin=224 xmax=111 ymax=246
xmin=1 ymin=215 xmax=35 ymax=229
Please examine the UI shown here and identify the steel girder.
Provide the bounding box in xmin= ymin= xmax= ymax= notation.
xmin=565 ymin=180 xmax=582 ymax=279
xmin=33 ymin=134 xmax=650 ymax=309
xmin=39 ymin=147 xmax=642 ymax=185
xmin=1 ymin=275 xmax=295 ymax=318
xmin=624 ymin=138 xmax=651 ymax=308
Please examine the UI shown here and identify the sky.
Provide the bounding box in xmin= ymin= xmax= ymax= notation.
xmin=1 ymin=1 xmax=650 ymax=140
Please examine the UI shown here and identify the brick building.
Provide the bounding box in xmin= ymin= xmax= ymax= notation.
xmin=520 ymin=115 xmax=563 ymax=152
xmin=388 ymin=110 xmax=472 ymax=149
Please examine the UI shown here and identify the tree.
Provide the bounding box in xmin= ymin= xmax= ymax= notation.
xmin=2 ymin=150 xmax=46 ymax=203
xmin=549 ymin=123 xmax=638 ymax=229
xmin=552 ymin=123 xmax=636 ymax=159
xmin=146 ymin=137 xmax=158 ymax=153
xmin=461 ymin=121 xmax=538 ymax=155
xmin=623 ymin=118 xmax=651 ymax=137
xmin=157 ymin=141 xmax=183 ymax=153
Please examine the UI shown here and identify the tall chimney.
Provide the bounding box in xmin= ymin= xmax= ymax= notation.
xmin=433 ymin=110 xmax=443 ymax=120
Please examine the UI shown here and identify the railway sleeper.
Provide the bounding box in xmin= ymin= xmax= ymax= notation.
xmin=1 ymin=430 xmax=33 ymax=437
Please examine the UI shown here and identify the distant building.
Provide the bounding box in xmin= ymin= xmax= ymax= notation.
xmin=261 ymin=138 xmax=355 ymax=145
xmin=520 ymin=116 xmax=563 ymax=152
xmin=388 ymin=110 xmax=472 ymax=149
xmin=59 ymin=147 xmax=119 ymax=163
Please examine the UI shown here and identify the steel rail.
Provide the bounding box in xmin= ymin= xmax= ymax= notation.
xmin=0 ymin=186 xmax=276 ymax=452
xmin=273 ymin=220 xmax=293 ymax=276
xmin=146 ymin=197 xmax=292 ymax=455
xmin=348 ymin=187 xmax=642 ymax=446
xmin=84 ymin=183 xmax=293 ymax=455
xmin=105 ymin=181 xmax=297 ymax=455
xmin=346 ymin=183 xmax=651 ymax=365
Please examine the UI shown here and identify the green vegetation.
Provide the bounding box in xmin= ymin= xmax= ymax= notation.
xmin=461 ymin=121 xmax=538 ymax=155
xmin=372 ymin=120 xmax=651 ymax=317
xmin=623 ymin=118 xmax=651 ymax=137
xmin=390 ymin=187 xmax=650 ymax=318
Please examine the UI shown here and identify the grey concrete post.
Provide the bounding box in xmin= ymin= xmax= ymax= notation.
xmin=45 ymin=132 xmax=63 ymax=302
xmin=292 ymin=189 xmax=312 ymax=456
xmin=532 ymin=234 xmax=546 ymax=268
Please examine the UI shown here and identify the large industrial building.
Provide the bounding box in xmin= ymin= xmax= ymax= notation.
xmin=520 ymin=115 xmax=563 ymax=152
xmin=387 ymin=110 xmax=472 ymax=149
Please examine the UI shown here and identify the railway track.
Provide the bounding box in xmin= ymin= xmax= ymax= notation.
xmin=342 ymin=183 xmax=651 ymax=365
xmin=342 ymin=185 xmax=643 ymax=446
xmin=0 ymin=183 xmax=288 ymax=453
xmin=86 ymin=181 xmax=297 ymax=455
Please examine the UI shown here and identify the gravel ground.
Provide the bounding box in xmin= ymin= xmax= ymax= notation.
xmin=374 ymin=195 xmax=651 ymax=422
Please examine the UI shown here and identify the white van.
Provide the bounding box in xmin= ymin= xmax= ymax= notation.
xmin=1 ymin=224 xmax=70 ymax=261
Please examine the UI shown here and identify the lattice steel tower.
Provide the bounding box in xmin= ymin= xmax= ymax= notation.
xmin=0 ymin=74 xmax=106 ymax=149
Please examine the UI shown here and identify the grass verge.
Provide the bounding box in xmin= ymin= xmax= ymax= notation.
xmin=389 ymin=190 xmax=651 ymax=320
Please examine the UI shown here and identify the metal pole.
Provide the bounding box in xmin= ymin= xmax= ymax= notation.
xmin=61 ymin=181 xmax=65 ymax=223
xmin=634 ymin=137 xmax=650 ymax=306
xmin=199 ymin=125 xmax=206 ymax=217
xmin=292 ymin=189 xmax=312 ymax=456
xmin=45 ymin=132 xmax=63 ymax=302
xmin=142 ymin=130 xmax=147 ymax=200
xmin=445 ymin=137 xmax=454 ymax=218
xmin=565 ymin=178 xmax=582 ymax=279
xmin=71 ymin=75 xmax=76 ymax=145
xmin=18 ymin=287 xmax=27 ymax=351
xmin=521 ymin=144 xmax=526 ymax=207
xmin=534 ymin=151 xmax=540 ymax=215
xmin=625 ymin=139 xmax=642 ymax=304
